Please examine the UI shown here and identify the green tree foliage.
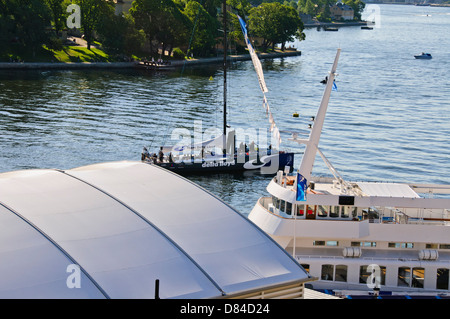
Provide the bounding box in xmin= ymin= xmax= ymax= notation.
xmin=183 ymin=0 xmax=217 ymax=57
xmin=248 ymin=2 xmax=304 ymax=51
xmin=228 ymin=0 xmax=251 ymax=17
xmin=131 ymin=0 xmax=190 ymax=56
xmin=74 ymin=0 xmax=114 ymax=50
xmin=96 ymin=8 xmax=127 ymax=53
xmin=1 ymin=0 xmax=307 ymax=61
xmin=0 ymin=0 xmax=52 ymax=57
xmin=342 ymin=0 xmax=365 ymax=20
xmin=156 ymin=0 xmax=190 ymax=57
xmin=299 ymin=0 xmax=316 ymax=15
xmin=298 ymin=0 xmax=365 ymax=21
xmin=44 ymin=0 xmax=64 ymax=33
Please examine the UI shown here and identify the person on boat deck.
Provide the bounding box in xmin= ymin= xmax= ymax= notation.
xmin=249 ymin=141 xmax=255 ymax=152
xmin=168 ymin=152 xmax=174 ymax=163
xmin=151 ymin=153 xmax=157 ymax=164
xmin=238 ymin=142 xmax=245 ymax=154
xmin=158 ymin=147 xmax=164 ymax=162
xmin=142 ymin=147 xmax=150 ymax=161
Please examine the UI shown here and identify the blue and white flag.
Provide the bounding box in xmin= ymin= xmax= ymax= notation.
xmin=237 ymin=15 xmax=268 ymax=93
xmin=296 ymin=173 xmax=307 ymax=201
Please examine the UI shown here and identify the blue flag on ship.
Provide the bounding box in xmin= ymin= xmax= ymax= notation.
xmin=296 ymin=173 xmax=307 ymax=201
xmin=238 ymin=15 xmax=247 ymax=36
xmin=237 ymin=15 xmax=252 ymax=47
xmin=332 ymin=80 xmax=337 ymax=91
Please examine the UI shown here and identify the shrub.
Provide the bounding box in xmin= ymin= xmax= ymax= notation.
xmin=172 ymin=47 xmax=185 ymax=60
xmin=47 ymin=37 xmax=63 ymax=51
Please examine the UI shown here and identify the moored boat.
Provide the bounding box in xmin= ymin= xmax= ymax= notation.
xmin=141 ymin=11 xmax=295 ymax=175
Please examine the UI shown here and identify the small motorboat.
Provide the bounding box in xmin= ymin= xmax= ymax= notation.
xmin=414 ymin=52 xmax=432 ymax=59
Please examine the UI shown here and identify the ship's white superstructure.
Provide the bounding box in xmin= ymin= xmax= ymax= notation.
xmin=248 ymin=49 xmax=450 ymax=297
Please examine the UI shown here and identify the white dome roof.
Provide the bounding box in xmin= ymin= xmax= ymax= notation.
xmin=0 ymin=161 xmax=309 ymax=298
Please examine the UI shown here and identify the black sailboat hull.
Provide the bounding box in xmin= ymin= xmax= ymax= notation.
xmin=144 ymin=152 xmax=294 ymax=175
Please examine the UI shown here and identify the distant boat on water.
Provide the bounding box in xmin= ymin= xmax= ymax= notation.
xmin=414 ymin=52 xmax=432 ymax=59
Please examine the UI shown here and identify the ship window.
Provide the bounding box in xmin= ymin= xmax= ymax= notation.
xmin=389 ymin=242 xmax=414 ymax=249
xmin=301 ymin=264 xmax=310 ymax=273
xmin=352 ymin=206 xmax=358 ymax=218
xmin=359 ymin=266 xmax=368 ymax=284
xmin=353 ymin=241 xmax=376 ymax=247
xmin=279 ymin=200 xmax=285 ymax=212
xmin=286 ymin=202 xmax=292 ymax=215
xmin=426 ymin=243 xmax=438 ymax=249
xmin=412 ymin=267 xmax=424 ymax=288
xmin=272 ymin=196 xmax=279 ymax=209
xmin=330 ymin=206 xmax=339 ymax=218
xmin=335 ymin=265 xmax=347 ymax=282
xmin=297 ymin=204 xmax=304 ymax=216
xmin=326 ymin=241 xmax=339 ymax=247
xmin=341 ymin=206 xmax=350 ymax=218
xmin=398 ymin=267 xmax=411 ymax=287
xmin=317 ymin=205 xmax=328 ymax=217
xmin=359 ymin=265 xmax=386 ymax=286
xmin=321 ymin=264 xmax=334 ymax=281
xmin=436 ymin=268 xmax=449 ymax=290
xmin=439 ymin=244 xmax=450 ymax=249
xmin=313 ymin=241 xmax=325 ymax=246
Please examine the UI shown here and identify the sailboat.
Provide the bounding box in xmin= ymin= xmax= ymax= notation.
xmin=141 ymin=3 xmax=294 ymax=175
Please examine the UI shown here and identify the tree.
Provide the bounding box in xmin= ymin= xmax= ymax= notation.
xmin=303 ymin=0 xmax=316 ymax=15
xmin=74 ymin=0 xmax=114 ymax=50
xmin=155 ymin=0 xmax=190 ymax=57
xmin=45 ymin=0 xmax=64 ymax=34
xmin=343 ymin=0 xmax=365 ymax=20
xmin=228 ymin=0 xmax=251 ymax=18
xmin=248 ymin=3 xmax=304 ymax=51
xmin=130 ymin=0 xmax=165 ymax=55
xmin=131 ymin=0 xmax=191 ymax=57
xmin=1 ymin=0 xmax=52 ymax=57
xmin=183 ymin=0 xmax=217 ymax=57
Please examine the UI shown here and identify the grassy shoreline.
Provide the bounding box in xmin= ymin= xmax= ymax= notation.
xmin=0 ymin=49 xmax=302 ymax=70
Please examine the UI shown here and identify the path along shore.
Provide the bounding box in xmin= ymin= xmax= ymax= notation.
xmin=304 ymin=21 xmax=367 ymax=28
xmin=0 ymin=50 xmax=302 ymax=71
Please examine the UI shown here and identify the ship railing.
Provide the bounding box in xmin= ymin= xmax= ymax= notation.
xmin=295 ymin=255 xmax=422 ymax=263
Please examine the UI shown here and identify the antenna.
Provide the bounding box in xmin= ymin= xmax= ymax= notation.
xmin=295 ymin=49 xmax=341 ymax=182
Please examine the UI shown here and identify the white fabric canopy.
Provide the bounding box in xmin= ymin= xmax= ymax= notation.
xmin=0 ymin=161 xmax=309 ymax=299
xmin=357 ymin=182 xmax=420 ymax=198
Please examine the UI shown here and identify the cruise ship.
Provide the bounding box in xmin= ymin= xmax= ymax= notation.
xmin=248 ymin=49 xmax=450 ymax=298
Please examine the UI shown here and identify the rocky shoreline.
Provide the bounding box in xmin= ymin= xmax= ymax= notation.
xmin=304 ymin=21 xmax=368 ymax=28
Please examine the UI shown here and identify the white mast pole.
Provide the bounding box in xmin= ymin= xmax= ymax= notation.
xmin=298 ymin=48 xmax=341 ymax=182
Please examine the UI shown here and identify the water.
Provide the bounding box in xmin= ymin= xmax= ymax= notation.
xmin=0 ymin=4 xmax=449 ymax=216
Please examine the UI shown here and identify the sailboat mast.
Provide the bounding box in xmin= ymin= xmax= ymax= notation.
xmin=223 ymin=0 xmax=227 ymax=137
